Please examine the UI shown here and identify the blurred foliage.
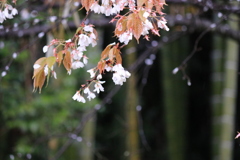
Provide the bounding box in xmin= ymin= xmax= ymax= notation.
xmin=0 ymin=33 xmax=100 ymax=159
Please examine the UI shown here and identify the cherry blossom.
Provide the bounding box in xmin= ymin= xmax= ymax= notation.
xmin=32 ymin=0 xmax=170 ymax=103
xmin=87 ymin=69 xmax=96 ymax=78
xmin=43 ymin=45 xmax=49 ymax=53
xmin=72 ymin=61 xmax=84 ymax=69
xmin=84 ymin=87 xmax=96 ymax=101
xmin=157 ymin=20 xmax=170 ymax=31
xmin=235 ymin=132 xmax=240 ymax=139
xmin=0 ymin=4 xmax=18 ymax=23
xmin=72 ymin=91 xmax=86 ymax=103
xmin=118 ymin=31 xmax=133 ymax=45
xmin=112 ymin=64 xmax=131 ymax=85
xmin=93 ymin=81 xmax=105 ymax=94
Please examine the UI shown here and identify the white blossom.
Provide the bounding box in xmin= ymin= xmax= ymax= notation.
xmin=65 ymin=39 xmax=71 ymax=43
xmin=157 ymin=20 xmax=169 ymax=31
xmin=72 ymin=91 xmax=86 ymax=103
xmin=84 ymin=87 xmax=96 ymax=100
xmin=90 ymin=2 xmax=102 ymax=14
xmin=43 ymin=45 xmax=49 ymax=53
xmin=1 ymin=71 xmax=7 ymax=77
xmin=143 ymin=11 xmax=150 ymax=18
xmin=112 ymin=64 xmax=131 ymax=85
xmin=112 ymin=72 xmax=124 ymax=85
xmin=72 ymin=50 xmax=83 ymax=60
xmin=105 ymin=65 xmax=112 ymax=72
xmin=84 ymin=87 xmax=91 ymax=95
xmin=72 ymin=61 xmax=84 ymax=69
xmin=84 ymin=25 xmax=93 ymax=32
xmin=0 ymin=4 xmax=18 ymax=23
xmin=11 ymin=8 xmax=18 ymax=16
xmin=104 ymin=7 xmax=112 ymax=16
xmin=102 ymin=0 xmax=110 ymax=6
xmin=83 ymin=56 xmax=88 ymax=64
xmin=97 ymin=74 xmax=102 ymax=80
xmin=87 ymin=92 xmax=96 ymax=100
xmin=0 ymin=10 xmax=6 ymax=23
xmin=78 ymin=34 xmax=91 ymax=47
xmin=172 ymin=67 xmax=179 ymax=74
xmin=87 ymin=69 xmax=95 ymax=78
xmin=118 ymin=31 xmax=133 ymax=45
xmin=52 ymin=71 xmax=57 ymax=79
xmin=111 ymin=4 xmax=121 ymax=14
xmin=33 ymin=64 xmax=41 ymax=69
xmin=93 ymin=81 xmax=105 ymax=94
xmin=77 ymin=46 xmax=86 ymax=52
xmin=44 ymin=66 xmax=49 ymax=76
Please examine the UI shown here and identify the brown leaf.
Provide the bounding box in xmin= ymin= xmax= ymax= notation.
xmin=32 ymin=57 xmax=47 ymax=78
xmin=115 ymin=16 xmax=128 ymax=36
xmin=57 ymin=50 xmax=64 ymax=66
xmin=63 ymin=50 xmax=72 ymax=71
xmin=145 ymin=1 xmax=153 ymax=11
xmin=80 ymin=0 xmax=95 ymax=12
xmin=137 ymin=0 xmax=146 ymax=7
xmin=108 ymin=48 xmax=115 ymax=62
xmin=127 ymin=13 xmax=143 ymax=42
xmin=33 ymin=69 xmax=46 ymax=93
xmin=97 ymin=61 xmax=106 ymax=74
xmin=115 ymin=52 xmax=122 ymax=64
xmin=138 ymin=10 xmax=147 ymax=22
xmin=101 ymin=43 xmax=115 ymax=60
xmin=93 ymin=28 xmax=98 ymax=40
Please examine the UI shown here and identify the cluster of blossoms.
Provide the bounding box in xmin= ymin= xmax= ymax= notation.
xmin=33 ymin=0 xmax=169 ymax=103
xmin=0 ymin=3 xmax=18 ymax=23
xmin=72 ymin=73 xmax=105 ymax=103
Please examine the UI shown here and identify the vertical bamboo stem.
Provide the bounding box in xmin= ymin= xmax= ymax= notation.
xmin=124 ymin=40 xmax=140 ymax=160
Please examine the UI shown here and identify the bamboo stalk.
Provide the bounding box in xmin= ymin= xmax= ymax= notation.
xmin=161 ymin=37 xmax=188 ymax=160
xmin=124 ymin=40 xmax=140 ymax=160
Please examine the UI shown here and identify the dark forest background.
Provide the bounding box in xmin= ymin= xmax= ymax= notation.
xmin=1 ymin=0 xmax=240 ymax=160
